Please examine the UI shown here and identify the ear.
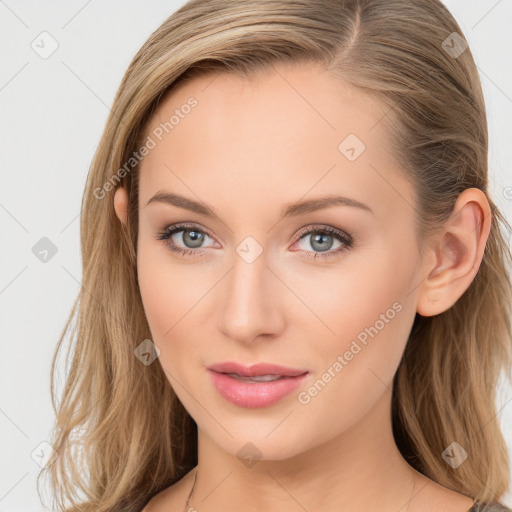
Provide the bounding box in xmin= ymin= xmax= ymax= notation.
xmin=113 ymin=185 xmax=129 ymax=225
xmin=416 ymin=188 xmax=492 ymax=317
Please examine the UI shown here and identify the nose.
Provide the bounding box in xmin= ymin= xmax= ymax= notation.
xmin=216 ymin=245 xmax=285 ymax=345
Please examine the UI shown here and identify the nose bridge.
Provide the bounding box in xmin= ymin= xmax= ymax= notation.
xmin=217 ymin=242 xmax=283 ymax=343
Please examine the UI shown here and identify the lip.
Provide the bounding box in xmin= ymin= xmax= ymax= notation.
xmin=207 ymin=361 xmax=310 ymax=408
xmin=207 ymin=361 xmax=309 ymax=377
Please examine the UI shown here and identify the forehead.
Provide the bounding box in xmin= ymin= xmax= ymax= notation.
xmin=137 ymin=61 xmax=414 ymax=224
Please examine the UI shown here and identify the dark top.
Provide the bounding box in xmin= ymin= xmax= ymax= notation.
xmin=469 ymin=503 xmax=512 ymax=512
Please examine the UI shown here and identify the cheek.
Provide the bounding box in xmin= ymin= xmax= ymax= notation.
xmin=137 ymin=246 xmax=171 ymax=335
xmin=290 ymin=245 xmax=418 ymax=385
xmin=136 ymin=237 xmax=219 ymax=372
xmin=136 ymin=239 xmax=193 ymax=345
xmin=286 ymin=254 xmax=411 ymax=341
xmin=290 ymin=255 xmax=416 ymax=440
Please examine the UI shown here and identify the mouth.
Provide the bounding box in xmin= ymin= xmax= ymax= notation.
xmin=220 ymin=373 xmax=294 ymax=383
xmin=207 ymin=361 xmax=310 ymax=408
xmin=207 ymin=361 xmax=309 ymax=378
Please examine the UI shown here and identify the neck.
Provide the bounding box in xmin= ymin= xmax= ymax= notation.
xmin=188 ymin=389 xmax=425 ymax=512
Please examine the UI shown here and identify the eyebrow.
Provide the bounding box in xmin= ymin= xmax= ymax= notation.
xmin=145 ymin=191 xmax=374 ymax=218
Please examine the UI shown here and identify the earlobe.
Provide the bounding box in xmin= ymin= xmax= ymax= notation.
xmin=416 ymin=188 xmax=491 ymax=317
xmin=113 ymin=186 xmax=129 ymax=225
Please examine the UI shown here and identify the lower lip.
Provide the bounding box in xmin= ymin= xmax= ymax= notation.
xmin=208 ymin=370 xmax=309 ymax=408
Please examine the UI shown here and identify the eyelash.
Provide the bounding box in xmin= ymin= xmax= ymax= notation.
xmin=155 ymin=222 xmax=354 ymax=260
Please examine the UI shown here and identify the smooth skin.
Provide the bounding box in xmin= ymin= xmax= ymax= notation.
xmin=114 ymin=61 xmax=489 ymax=512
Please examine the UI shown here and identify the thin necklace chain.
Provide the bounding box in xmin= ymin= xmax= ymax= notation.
xmin=183 ymin=467 xmax=416 ymax=512
xmin=183 ymin=467 xmax=198 ymax=512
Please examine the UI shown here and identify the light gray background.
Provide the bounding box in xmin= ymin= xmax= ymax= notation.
xmin=1 ymin=1 xmax=511 ymax=510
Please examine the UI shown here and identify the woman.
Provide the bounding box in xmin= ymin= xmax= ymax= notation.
xmin=40 ymin=1 xmax=512 ymax=511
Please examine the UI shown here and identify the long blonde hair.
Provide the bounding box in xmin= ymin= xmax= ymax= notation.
xmin=40 ymin=1 xmax=512 ymax=510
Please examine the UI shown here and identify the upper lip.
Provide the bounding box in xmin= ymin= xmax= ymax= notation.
xmin=208 ymin=361 xmax=309 ymax=377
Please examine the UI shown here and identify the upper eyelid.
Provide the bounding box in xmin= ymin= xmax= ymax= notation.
xmin=295 ymin=224 xmax=351 ymax=240
xmin=167 ymin=223 xmax=216 ymax=240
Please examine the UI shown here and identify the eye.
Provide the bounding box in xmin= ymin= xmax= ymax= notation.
xmin=156 ymin=223 xmax=218 ymax=257
xmin=156 ymin=223 xmax=354 ymax=260
xmin=290 ymin=225 xmax=353 ymax=260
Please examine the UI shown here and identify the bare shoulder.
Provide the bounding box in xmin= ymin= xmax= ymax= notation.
xmin=141 ymin=468 xmax=196 ymax=512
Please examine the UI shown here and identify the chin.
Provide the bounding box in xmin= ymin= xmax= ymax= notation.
xmin=200 ymin=419 xmax=313 ymax=463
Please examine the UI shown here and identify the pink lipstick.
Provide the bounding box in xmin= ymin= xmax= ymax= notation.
xmin=207 ymin=361 xmax=310 ymax=408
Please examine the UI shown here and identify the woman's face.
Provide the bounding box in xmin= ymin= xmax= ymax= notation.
xmin=134 ymin=62 xmax=432 ymax=459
